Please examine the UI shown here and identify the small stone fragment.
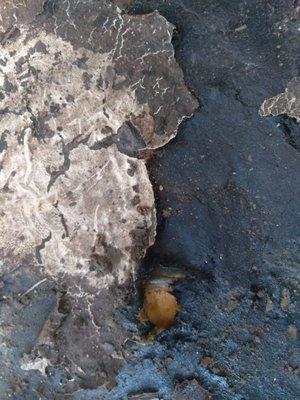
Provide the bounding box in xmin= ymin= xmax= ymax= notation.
xmin=227 ymin=296 xmax=238 ymax=312
xmin=257 ymin=289 xmax=265 ymax=299
xmin=173 ymin=379 xmax=212 ymax=400
xmin=162 ymin=207 xmax=172 ymax=218
xmin=201 ymin=357 xmax=214 ymax=368
xmin=228 ymin=353 xmax=238 ymax=361
xmin=235 ymin=24 xmax=247 ymax=32
xmin=265 ymin=297 xmax=275 ymax=312
xmin=286 ymin=325 xmax=297 ymax=340
xmin=259 ymin=77 xmax=300 ymax=122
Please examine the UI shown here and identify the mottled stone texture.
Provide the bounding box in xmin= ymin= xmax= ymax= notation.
xmin=0 ymin=0 xmax=44 ymax=38
xmin=0 ymin=0 xmax=299 ymax=399
xmin=0 ymin=0 xmax=197 ymax=398
xmin=260 ymin=77 xmax=300 ymax=122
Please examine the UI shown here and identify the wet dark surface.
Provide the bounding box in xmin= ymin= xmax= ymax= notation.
xmin=0 ymin=0 xmax=299 ymax=399
xmin=121 ymin=0 xmax=299 ymax=399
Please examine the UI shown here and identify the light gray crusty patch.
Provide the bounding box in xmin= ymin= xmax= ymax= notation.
xmin=0 ymin=137 xmax=155 ymax=287
xmin=0 ymin=6 xmax=198 ymax=289
xmin=0 ymin=27 xmax=156 ymax=288
xmin=0 ymin=0 xmax=198 ymax=393
xmin=259 ymin=77 xmax=300 ymax=123
xmin=0 ymin=31 xmax=145 ymax=149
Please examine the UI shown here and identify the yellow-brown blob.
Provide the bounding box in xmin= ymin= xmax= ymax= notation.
xmin=138 ymin=285 xmax=180 ymax=330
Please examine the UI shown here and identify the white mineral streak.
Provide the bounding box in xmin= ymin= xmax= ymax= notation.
xmin=20 ymin=355 xmax=51 ymax=376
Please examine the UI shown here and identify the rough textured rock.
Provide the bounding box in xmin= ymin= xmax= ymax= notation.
xmin=0 ymin=0 xmax=299 ymax=399
xmin=0 ymin=0 xmax=197 ymax=398
xmin=0 ymin=0 xmax=44 ymax=39
xmin=0 ymin=128 xmax=155 ymax=288
xmin=173 ymin=379 xmax=212 ymax=400
xmin=115 ymin=1 xmax=299 ymax=400
xmin=0 ymin=0 xmax=197 ymax=290
xmin=260 ymin=77 xmax=300 ymax=122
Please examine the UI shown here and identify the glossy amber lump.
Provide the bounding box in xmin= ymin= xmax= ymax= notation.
xmin=139 ymin=285 xmax=180 ymax=330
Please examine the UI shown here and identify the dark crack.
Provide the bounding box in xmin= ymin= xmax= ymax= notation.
xmin=47 ymin=133 xmax=91 ymax=192
xmin=275 ymin=115 xmax=300 ymax=152
xmin=0 ymin=132 xmax=8 ymax=153
xmin=0 ymin=26 xmax=21 ymax=45
xmin=59 ymin=212 xmax=69 ymax=238
xmin=35 ymin=232 xmax=52 ymax=264
xmin=54 ymin=202 xmax=69 ymax=238
xmin=26 ymin=103 xmax=40 ymax=137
